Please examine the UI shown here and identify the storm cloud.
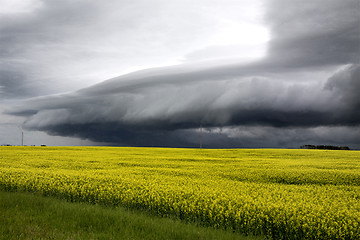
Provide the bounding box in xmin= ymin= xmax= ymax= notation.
xmin=10 ymin=62 xmax=360 ymax=148
xmin=265 ymin=0 xmax=360 ymax=67
xmin=4 ymin=0 xmax=360 ymax=148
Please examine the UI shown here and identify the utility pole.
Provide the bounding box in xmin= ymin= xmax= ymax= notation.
xmin=200 ymin=124 xmax=203 ymax=149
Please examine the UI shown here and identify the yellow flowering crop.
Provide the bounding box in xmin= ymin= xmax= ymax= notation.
xmin=0 ymin=147 xmax=359 ymax=239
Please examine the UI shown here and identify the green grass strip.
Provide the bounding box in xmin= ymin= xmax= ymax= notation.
xmin=0 ymin=190 xmax=262 ymax=240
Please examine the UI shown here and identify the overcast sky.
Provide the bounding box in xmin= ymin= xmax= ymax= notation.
xmin=1 ymin=0 xmax=359 ymax=148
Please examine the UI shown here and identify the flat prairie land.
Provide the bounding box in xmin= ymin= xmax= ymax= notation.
xmin=0 ymin=147 xmax=359 ymax=239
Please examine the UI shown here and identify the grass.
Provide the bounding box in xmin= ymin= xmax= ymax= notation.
xmin=0 ymin=190 xmax=262 ymax=240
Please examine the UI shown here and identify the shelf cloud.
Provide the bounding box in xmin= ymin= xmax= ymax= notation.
xmin=3 ymin=0 xmax=360 ymax=148
xmin=10 ymin=62 xmax=360 ymax=147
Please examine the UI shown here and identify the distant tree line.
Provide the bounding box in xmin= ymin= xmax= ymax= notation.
xmin=0 ymin=144 xmax=45 ymax=147
xmin=300 ymin=145 xmax=350 ymax=150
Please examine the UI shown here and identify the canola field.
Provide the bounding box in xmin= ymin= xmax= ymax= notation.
xmin=0 ymin=147 xmax=359 ymax=239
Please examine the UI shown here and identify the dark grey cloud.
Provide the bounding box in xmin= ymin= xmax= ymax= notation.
xmin=325 ymin=64 xmax=360 ymax=120
xmin=9 ymin=63 xmax=360 ymax=148
xmin=265 ymin=0 xmax=360 ymax=67
xmin=1 ymin=0 xmax=262 ymax=98
xmin=5 ymin=0 xmax=360 ymax=148
xmin=0 ymin=0 xmax=155 ymax=97
xmin=0 ymin=69 xmax=29 ymax=99
xmin=198 ymin=126 xmax=360 ymax=149
xmin=0 ymin=0 xmax=95 ymax=98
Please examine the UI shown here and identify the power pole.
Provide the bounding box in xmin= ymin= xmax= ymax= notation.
xmin=200 ymin=124 xmax=202 ymax=149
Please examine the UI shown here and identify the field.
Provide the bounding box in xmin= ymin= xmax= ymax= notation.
xmin=0 ymin=147 xmax=359 ymax=239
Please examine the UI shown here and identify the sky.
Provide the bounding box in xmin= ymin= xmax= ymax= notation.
xmin=1 ymin=0 xmax=359 ymax=149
